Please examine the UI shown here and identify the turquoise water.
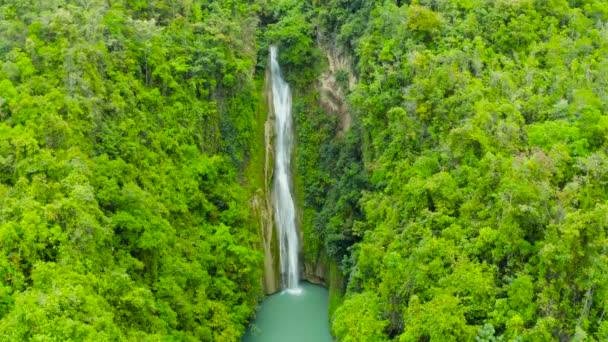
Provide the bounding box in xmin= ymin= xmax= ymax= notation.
xmin=242 ymin=282 xmax=334 ymax=342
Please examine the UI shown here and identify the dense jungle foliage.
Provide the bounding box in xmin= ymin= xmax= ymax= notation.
xmin=0 ymin=1 xmax=266 ymax=340
xmin=282 ymin=0 xmax=608 ymax=341
xmin=2 ymin=0 xmax=608 ymax=341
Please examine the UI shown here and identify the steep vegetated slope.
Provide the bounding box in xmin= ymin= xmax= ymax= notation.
xmin=270 ymin=0 xmax=608 ymax=340
xmin=0 ymin=1 xmax=265 ymax=340
xmin=342 ymin=1 xmax=608 ymax=340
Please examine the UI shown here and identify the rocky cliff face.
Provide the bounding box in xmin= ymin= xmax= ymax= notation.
xmin=256 ymin=63 xmax=281 ymax=295
xmin=317 ymin=39 xmax=356 ymax=138
xmin=302 ymin=250 xmax=330 ymax=286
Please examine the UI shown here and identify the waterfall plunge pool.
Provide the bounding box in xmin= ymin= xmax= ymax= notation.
xmin=242 ymin=282 xmax=334 ymax=342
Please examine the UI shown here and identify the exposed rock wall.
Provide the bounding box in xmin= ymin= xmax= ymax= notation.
xmin=317 ymin=38 xmax=356 ymax=138
xmin=258 ymin=63 xmax=281 ymax=295
xmin=303 ymin=250 xmax=330 ymax=286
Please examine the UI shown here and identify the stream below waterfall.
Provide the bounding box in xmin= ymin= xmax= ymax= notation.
xmin=242 ymin=282 xmax=333 ymax=342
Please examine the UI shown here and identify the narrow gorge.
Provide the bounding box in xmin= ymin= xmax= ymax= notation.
xmin=243 ymin=47 xmax=333 ymax=342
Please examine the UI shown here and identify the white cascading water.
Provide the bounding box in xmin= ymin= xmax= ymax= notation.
xmin=270 ymin=46 xmax=301 ymax=294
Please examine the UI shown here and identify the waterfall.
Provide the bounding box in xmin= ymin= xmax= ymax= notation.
xmin=270 ymin=46 xmax=301 ymax=293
